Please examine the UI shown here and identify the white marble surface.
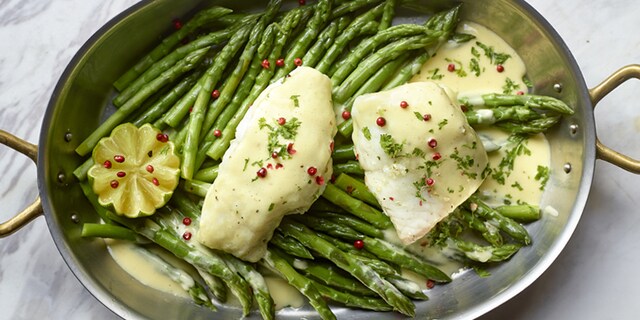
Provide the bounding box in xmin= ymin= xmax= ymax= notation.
xmin=0 ymin=1 xmax=638 ymax=319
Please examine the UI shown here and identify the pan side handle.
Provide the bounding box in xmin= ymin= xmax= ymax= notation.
xmin=589 ymin=64 xmax=640 ymax=174
xmin=0 ymin=130 xmax=43 ymax=237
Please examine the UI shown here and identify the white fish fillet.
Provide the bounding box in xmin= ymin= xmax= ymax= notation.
xmin=197 ymin=67 xmax=336 ymax=262
xmin=351 ymin=82 xmax=488 ymax=244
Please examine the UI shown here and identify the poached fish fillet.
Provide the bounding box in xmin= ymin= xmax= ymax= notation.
xmin=198 ymin=67 xmax=336 ymax=262
xmin=351 ymin=82 xmax=488 ymax=245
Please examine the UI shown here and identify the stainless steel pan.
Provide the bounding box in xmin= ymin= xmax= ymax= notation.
xmin=1 ymin=0 xmax=639 ymax=319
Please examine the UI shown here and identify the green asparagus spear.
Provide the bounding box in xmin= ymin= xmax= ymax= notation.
xmin=464 ymin=106 xmax=542 ymax=125
xmin=79 ymin=182 xmax=253 ymax=315
xmin=321 ymin=184 xmax=392 ymax=229
xmin=271 ymin=0 xmax=333 ymax=80
xmin=332 ymin=34 xmax=440 ymax=103
xmin=301 ymin=17 xmax=348 ymax=68
xmin=193 ymin=164 xmax=219 ymax=183
xmin=381 ymin=51 xmax=430 ymax=90
xmin=495 ymin=204 xmax=541 ymax=222
xmin=295 ymin=260 xmax=375 ymax=295
xmin=130 ymin=71 xmax=202 ymax=127
xmin=467 ymin=195 xmax=532 ymax=245
xmin=279 ymin=221 xmax=415 ymax=317
xmin=113 ymin=6 xmax=234 ymax=91
xmin=315 ymin=4 xmax=385 ymax=74
xmin=447 ymin=238 xmax=521 ymax=263
xmin=112 ymin=26 xmax=238 ymax=107
xmin=332 ymin=144 xmax=356 ymax=161
xmin=309 ymin=211 xmax=384 ymax=238
xmin=333 ymin=160 xmax=364 ymax=176
xmin=262 ymin=249 xmax=337 ymax=320
xmin=459 ymin=93 xmax=574 ymax=115
xmin=308 ymin=278 xmax=393 ymax=311
xmin=180 ymin=179 xmax=211 ymax=198
xmin=225 ymin=254 xmax=276 ymax=320
xmin=181 ymin=26 xmax=255 ymax=179
xmin=75 ymin=47 xmax=209 ymax=157
xmin=134 ymin=246 xmax=217 ymax=310
xmin=196 ymin=267 xmax=228 ymax=302
xmin=81 ymin=223 xmax=140 ymax=241
xmin=270 ymin=231 xmax=315 ymax=260
xmin=379 ymin=0 xmax=398 ymax=30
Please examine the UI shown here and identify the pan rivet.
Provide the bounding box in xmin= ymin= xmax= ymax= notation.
xmin=64 ymin=132 xmax=73 ymax=142
xmin=70 ymin=213 xmax=80 ymax=224
xmin=569 ymin=124 xmax=579 ymax=135
xmin=57 ymin=172 xmax=66 ymax=183
xmin=553 ymin=83 xmax=563 ymax=93
xmin=563 ymin=163 xmax=572 ymax=173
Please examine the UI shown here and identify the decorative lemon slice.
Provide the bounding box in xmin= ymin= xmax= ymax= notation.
xmin=87 ymin=123 xmax=180 ymax=218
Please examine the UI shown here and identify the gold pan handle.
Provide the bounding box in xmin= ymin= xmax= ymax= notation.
xmin=0 ymin=130 xmax=43 ymax=237
xmin=589 ymin=64 xmax=640 ymax=174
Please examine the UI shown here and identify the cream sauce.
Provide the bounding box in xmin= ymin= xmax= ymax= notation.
xmin=107 ymin=240 xmax=190 ymax=298
xmin=412 ymin=21 xmax=527 ymax=96
xmin=476 ymin=128 xmax=550 ymax=206
xmin=263 ymin=277 xmax=305 ymax=310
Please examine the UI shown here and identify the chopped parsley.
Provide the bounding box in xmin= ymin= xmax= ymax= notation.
xmin=414 ymin=111 xmax=424 ymax=121
xmin=469 ymin=58 xmax=481 ymax=77
xmin=535 ymin=165 xmax=550 ymax=190
xmin=490 ymin=135 xmax=530 ymax=185
xmin=511 ymin=181 xmax=524 ymax=191
xmin=438 ymin=119 xmax=449 ymax=130
xmin=258 ymin=117 xmax=301 ymax=161
xmin=502 ymin=77 xmax=520 ymax=94
xmin=476 ymin=41 xmax=511 ymax=65
xmin=445 ymin=58 xmax=467 ymax=77
xmin=362 ymin=126 xmax=372 ymax=141
xmin=450 ymin=148 xmax=478 ymax=179
xmin=379 ymin=134 xmax=404 ymax=158
xmin=428 ymin=68 xmax=444 ymax=80
xmin=290 ymin=95 xmax=300 ymax=107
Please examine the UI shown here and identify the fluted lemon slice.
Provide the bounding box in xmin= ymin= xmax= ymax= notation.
xmin=87 ymin=123 xmax=180 ymax=218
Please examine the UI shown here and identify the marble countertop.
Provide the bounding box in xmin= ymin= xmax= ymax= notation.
xmin=1 ymin=1 xmax=638 ymax=319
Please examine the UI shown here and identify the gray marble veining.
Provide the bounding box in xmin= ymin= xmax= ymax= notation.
xmin=1 ymin=1 xmax=639 ymax=319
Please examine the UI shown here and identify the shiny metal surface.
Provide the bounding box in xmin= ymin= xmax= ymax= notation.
xmin=36 ymin=0 xmax=595 ymax=319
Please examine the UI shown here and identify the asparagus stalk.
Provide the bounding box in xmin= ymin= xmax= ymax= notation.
xmin=113 ymin=6 xmax=234 ymax=91
xmin=309 ymin=211 xmax=384 ymax=238
xmin=181 ymin=26 xmax=255 ymax=179
xmin=447 ymin=238 xmax=521 ymax=263
xmin=495 ymin=204 xmax=541 ymax=222
xmin=81 ymin=223 xmax=140 ymax=242
xmin=333 ymin=160 xmax=364 ymax=176
xmin=270 ymin=231 xmax=315 ymax=260
xmin=262 ymin=249 xmax=337 ymax=320
xmin=332 ymin=144 xmax=356 ymax=161
xmin=321 ymin=184 xmax=392 ymax=229
xmin=133 ymin=246 xmax=217 ymax=310
xmin=295 ymin=260 xmax=375 ymax=295
xmin=279 ymin=221 xmax=415 ymax=317
xmin=193 ymin=164 xmax=219 ymax=183
xmin=379 ymin=0 xmax=398 ymax=30
xmin=75 ymin=47 xmax=209 ymax=157
xmin=196 ymin=267 xmax=228 ymax=302
xmin=271 ymin=0 xmax=333 ymax=80
xmin=308 ymin=278 xmax=393 ymax=311
xmin=467 ymin=195 xmax=532 ymax=245
xmin=79 ymin=182 xmax=253 ymax=315
xmin=315 ymin=4 xmax=385 ymax=74
xmin=333 ymin=173 xmax=379 ymax=208
xmin=225 ymin=254 xmax=276 ymax=320
xmin=459 ymin=93 xmax=574 ymax=115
